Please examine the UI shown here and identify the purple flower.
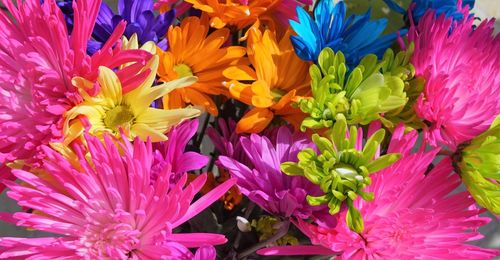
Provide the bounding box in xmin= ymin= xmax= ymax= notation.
xmin=152 ymin=119 xmax=209 ymax=184
xmin=207 ymin=118 xmax=250 ymax=166
xmin=89 ymin=0 xmax=175 ymax=54
xmin=218 ymin=126 xmax=335 ymax=225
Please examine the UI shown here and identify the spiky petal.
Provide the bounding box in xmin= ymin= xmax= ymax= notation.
xmin=0 ymin=0 xmax=151 ymax=171
xmin=410 ymin=10 xmax=500 ymax=149
xmin=0 ymin=133 xmax=235 ymax=259
xmin=258 ymin=125 xmax=500 ymax=259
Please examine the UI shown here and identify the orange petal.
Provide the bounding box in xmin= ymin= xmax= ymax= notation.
xmin=271 ymin=89 xmax=296 ymax=111
xmin=236 ymin=108 xmax=274 ymax=133
xmin=250 ymin=80 xmax=273 ymax=108
xmin=227 ymin=80 xmax=253 ymax=105
xmin=223 ymin=65 xmax=257 ymax=81
xmin=184 ymin=88 xmax=219 ymax=116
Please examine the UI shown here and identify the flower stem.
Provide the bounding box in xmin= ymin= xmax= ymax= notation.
xmin=237 ymin=219 xmax=290 ymax=259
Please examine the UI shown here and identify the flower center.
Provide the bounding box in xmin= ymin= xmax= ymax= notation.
xmin=104 ymin=105 xmax=135 ymax=130
xmin=334 ymin=162 xmax=361 ymax=181
xmin=173 ymin=63 xmax=194 ymax=78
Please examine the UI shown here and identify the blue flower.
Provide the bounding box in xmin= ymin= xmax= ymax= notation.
xmin=383 ymin=0 xmax=475 ymax=25
xmin=289 ymin=0 xmax=405 ymax=67
xmin=89 ymin=0 xmax=175 ymax=54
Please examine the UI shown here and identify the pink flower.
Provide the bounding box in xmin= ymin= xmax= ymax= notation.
xmin=258 ymin=125 xmax=500 ymax=259
xmin=152 ymin=119 xmax=209 ymax=184
xmin=0 ymin=0 xmax=151 ymax=171
xmin=0 ymin=133 xmax=236 ymax=259
xmin=409 ymin=9 xmax=500 ymax=149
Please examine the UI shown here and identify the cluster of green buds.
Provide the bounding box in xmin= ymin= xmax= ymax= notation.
xmin=457 ymin=115 xmax=500 ymax=214
xmin=281 ymin=114 xmax=400 ymax=233
xmin=298 ymin=47 xmax=418 ymax=131
xmin=377 ymin=43 xmax=425 ymax=130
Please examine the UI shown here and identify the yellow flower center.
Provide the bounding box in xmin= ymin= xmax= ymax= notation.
xmin=173 ymin=63 xmax=194 ymax=78
xmin=104 ymin=105 xmax=134 ymax=130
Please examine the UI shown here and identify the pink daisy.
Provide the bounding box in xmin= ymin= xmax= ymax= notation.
xmin=258 ymin=125 xmax=500 ymax=259
xmin=409 ymin=9 xmax=500 ymax=149
xmin=0 ymin=0 xmax=151 ymax=172
xmin=0 ymin=133 xmax=236 ymax=259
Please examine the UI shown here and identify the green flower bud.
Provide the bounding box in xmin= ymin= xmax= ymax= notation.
xmin=458 ymin=115 xmax=500 ymax=214
xmin=281 ymin=115 xmax=401 ymax=233
xmin=298 ymin=47 xmax=413 ymax=131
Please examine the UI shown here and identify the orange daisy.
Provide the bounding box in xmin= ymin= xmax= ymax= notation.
xmin=184 ymin=0 xmax=312 ymax=30
xmin=157 ymin=16 xmax=246 ymax=115
xmin=223 ymin=26 xmax=311 ymax=133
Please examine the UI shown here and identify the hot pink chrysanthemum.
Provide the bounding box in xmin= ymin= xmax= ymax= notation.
xmin=409 ymin=8 xmax=500 ymax=149
xmin=0 ymin=134 xmax=236 ymax=259
xmin=258 ymin=125 xmax=500 ymax=259
xmin=0 ymin=0 xmax=151 ymax=171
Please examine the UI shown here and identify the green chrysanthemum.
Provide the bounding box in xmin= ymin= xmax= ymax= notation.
xmin=458 ymin=115 xmax=500 ymax=214
xmin=298 ymin=46 xmax=422 ymax=131
xmin=376 ymin=44 xmax=424 ymax=130
xmin=281 ymin=114 xmax=400 ymax=232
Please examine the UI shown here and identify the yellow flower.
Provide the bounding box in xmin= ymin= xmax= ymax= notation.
xmin=157 ymin=16 xmax=246 ymax=116
xmin=223 ymin=26 xmax=311 ymax=133
xmin=63 ymin=56 xmax=200 ymax=143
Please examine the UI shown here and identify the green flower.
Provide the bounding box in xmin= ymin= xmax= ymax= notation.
xmin=377 ymin=44 xmax=424 ymax=130
xmin=281 ymin=114 xmax=400 ymax=232
xmin=458 ymin=115 xmax=500 ymax=214
xmin=298 ymin=46 xmax=423 ymax=131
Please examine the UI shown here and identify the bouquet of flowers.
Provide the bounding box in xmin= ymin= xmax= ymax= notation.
xmin=0 ymin=0 xmax=498 ymax=258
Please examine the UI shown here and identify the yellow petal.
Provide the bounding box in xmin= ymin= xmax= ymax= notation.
xmin=135 ymin=107 xmax=201 ymax=133
xmin=131 ymin=123 xmax=169 ymax=142
xmin=97 ymin=66 xmax=123 ymax=107
xmin=126 ymin=76 xmax=198 ymax=115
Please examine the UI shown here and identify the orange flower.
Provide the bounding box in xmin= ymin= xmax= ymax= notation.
xmin=157 ymin=16 xmax=246 ymax=115
xmin=185 ymin=0 xmax=311 ymax=30
xmin=223 ymin=26 xmax=311 ymax=133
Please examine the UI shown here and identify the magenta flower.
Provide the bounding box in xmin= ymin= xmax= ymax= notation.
xmin=152 ymin=119 xmax=209 ymax=184
xmin=0 ymin=0 xmax=152 ymax=173
xmin=0 ymin=133 xmax=236 ymax=259
xmin=409 ymin=10 xmax=500 ymax=149
xmin=207 ymin=118 xmax=252 ymax=168
xmin=218 ymin=126 xmax=333 ymax=224
xmin=258 ymin=125 xmax=500 ymax=259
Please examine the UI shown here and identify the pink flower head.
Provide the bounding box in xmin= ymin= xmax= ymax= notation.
xmin=258 ymin=125 xmax=500 ymax=259
xmin=0 ymin=133 xmax=236 ymax=259
xmin=409 ymin=9 xmax=500 ymax=149
xmin=0 ymin=0 xmax=152 ymax=170
xmin=218 ymin=126 xmax=334 ymax=225
xmin=207 ymin=118 xmax=250 ymax=166
xmin=152 ymin=119 xmax=209 ymax=184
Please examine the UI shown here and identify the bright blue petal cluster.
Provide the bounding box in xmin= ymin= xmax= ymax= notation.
xmin=289 ymin=0 xmax=405 ymax=67
xmin=89 ymin=0 xmax=175 ymax=54
xmin=383 ymin=0 xmax=475 ymax=24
